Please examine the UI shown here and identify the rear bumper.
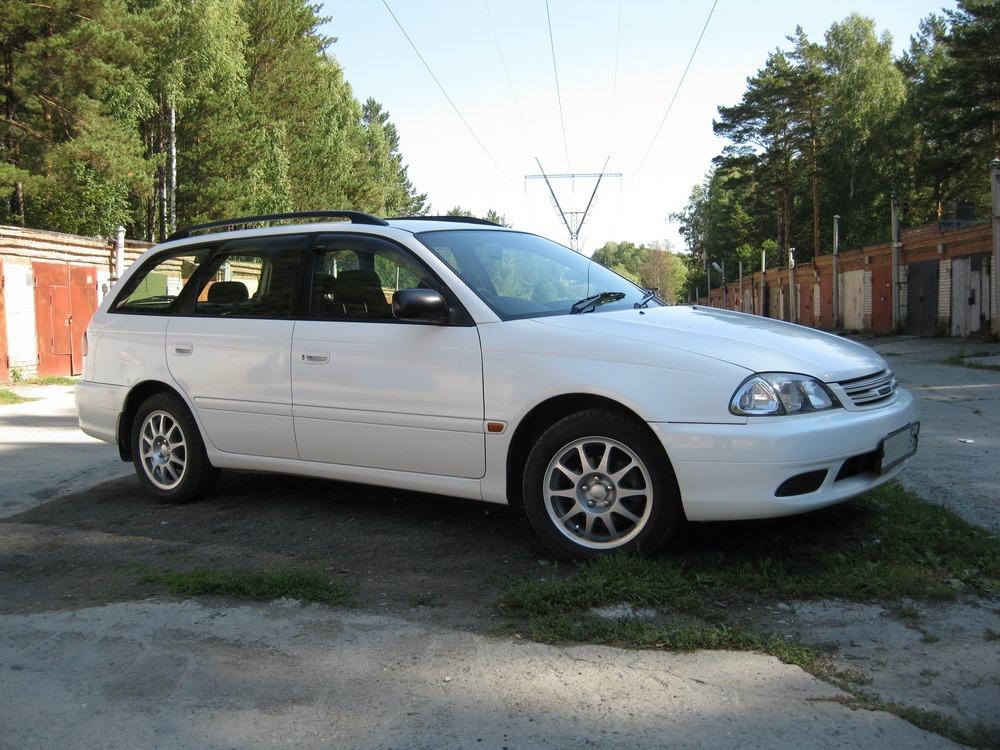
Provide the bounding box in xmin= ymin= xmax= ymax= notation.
xmin=75 ymin=380 xmax=127 ymax=446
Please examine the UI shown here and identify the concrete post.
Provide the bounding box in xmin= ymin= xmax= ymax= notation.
xmin=760 ymin=249 xmax=766 ymax=317
xmin=992 ymin=159 xmax=1000 ymax=336
xmin=114 ymin=226 xmax=125 ymax=282
xmin=706 ymin=258 xmax=712 ymax=306
xmin=788 ymin=247 xmax=797 ymax=324
xmin=891 ymin=190 xmax=901 ymax=331
xmin=833 ymin=215 xmax=840 ymax=330
xmin=739 ymin=261 xmax=744 ymax=312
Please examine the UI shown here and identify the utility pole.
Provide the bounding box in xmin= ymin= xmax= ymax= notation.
xmin=891 ymin=190 xmax=901 ymax=331
xmin=992 ymin=159 xmax=1000 ymax=337
xmin=788 ymin=248 xmax=797 ymax=324
xmin=525 ymin=157 xmax=621 ymax=251
xmin=833 ymin=215 xmax=841 ymax=330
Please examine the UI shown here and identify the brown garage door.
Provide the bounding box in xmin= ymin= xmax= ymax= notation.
xmin=870 ymin=265 xmax=893 ymax=333
xmin=33 ymin=262 xmax=98 ymax=377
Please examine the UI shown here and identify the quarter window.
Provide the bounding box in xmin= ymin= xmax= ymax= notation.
xmin=112 ymin=249 xmax=210 ymax=314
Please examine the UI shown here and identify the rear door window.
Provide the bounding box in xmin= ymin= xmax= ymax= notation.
xmin=194 ymin=236 xmax=309 ymax=318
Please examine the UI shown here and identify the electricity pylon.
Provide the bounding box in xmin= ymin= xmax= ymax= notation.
xmin=525 ymin=156 xmax=621 ymax=252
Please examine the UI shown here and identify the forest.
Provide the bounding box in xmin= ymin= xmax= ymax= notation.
xmin=671 ymin=1 xmax=999 ymax=299
xmin=0 ymin=0 xmax=426 ymax=241
xmin=1 ymin=0 xmax=998 ymax=302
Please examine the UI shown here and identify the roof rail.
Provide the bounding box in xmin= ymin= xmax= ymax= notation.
xmin=390 ymin=215 xmax=502 ymax=226
xmin=166 ymin=211 xmax=389 ymax=241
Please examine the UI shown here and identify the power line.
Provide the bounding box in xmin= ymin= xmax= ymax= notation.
xmin=381 ymin=0 xmax=517 ymax=187
xmin=545 ymin=0 xmax=571 ymax=171
xmin=608 ymin=0 xmax=622 ymax=158
xmin=484 ymin=0 xmax=531 ymax=149
xmin=626 ymin=0 xmax=719 ymax=189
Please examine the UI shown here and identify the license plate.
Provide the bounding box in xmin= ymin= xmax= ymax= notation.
xmin=879 ymin=422 xmax=919 ymax=474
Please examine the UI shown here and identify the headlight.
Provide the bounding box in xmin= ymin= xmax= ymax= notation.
xmin=730 ymin=373 xmax=841 ymax=416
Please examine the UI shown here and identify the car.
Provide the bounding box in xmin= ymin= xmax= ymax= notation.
xmin=75 ymin=210 xmax=919 ymax=559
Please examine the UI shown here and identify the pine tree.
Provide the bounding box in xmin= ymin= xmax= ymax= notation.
xmin=943 ymin=0 xmax=1000 ymax=160
xmin=0 ymin=0 xmax=152 ymax=235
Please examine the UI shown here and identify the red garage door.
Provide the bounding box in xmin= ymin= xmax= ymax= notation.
xmin=33 ymin=262 xmax=98 ymax=377
xmin=871 ymin=265 xmax=893 ymax=333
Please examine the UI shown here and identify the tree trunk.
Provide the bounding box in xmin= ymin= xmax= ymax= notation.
xmin=811 ymin=131 xmax=820 ymax=258
xmin=169 ymin=102 xmax=177 ymax=235
xmin=13 ymin=181 xmax=25 ymax=225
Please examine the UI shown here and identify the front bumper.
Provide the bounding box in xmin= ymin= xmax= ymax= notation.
xmin=653 ymin=389 xmax=918 ymax=521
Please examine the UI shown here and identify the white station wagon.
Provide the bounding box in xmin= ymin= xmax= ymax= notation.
xmin=76 ymin=211 xmax=919 ymax=559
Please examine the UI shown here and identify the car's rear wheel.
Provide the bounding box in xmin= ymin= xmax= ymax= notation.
xmin=131 ymin=392 xmax=219 ymax=503
xmin=523 ymin=409 xmax=681 ymax=560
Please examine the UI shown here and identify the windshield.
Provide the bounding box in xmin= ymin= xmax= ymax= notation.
xmin=416 ymin=229 xmax=661 ymax=319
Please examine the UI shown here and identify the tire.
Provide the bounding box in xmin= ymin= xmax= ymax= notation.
xmin=131 ymin=392 xmax=220 ymax=504
xmin=522 ymin=409 xmax=681 ymax=560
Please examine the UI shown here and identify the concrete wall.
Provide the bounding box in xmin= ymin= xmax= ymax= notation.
xmin=4 ymin=259 xmax=37 ymax=378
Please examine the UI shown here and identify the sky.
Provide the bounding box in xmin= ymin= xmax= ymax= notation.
xmin=319 ymin=1 xmax=958 ymax=255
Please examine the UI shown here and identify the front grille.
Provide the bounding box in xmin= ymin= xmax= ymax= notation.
xmin=837 ymin=369 xmax=897 ymax=407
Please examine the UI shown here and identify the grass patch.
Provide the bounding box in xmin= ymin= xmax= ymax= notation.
xmin=497 ymin=482 xmax=1000 ymax=748
xmin=24 ymin=376 xmax=77 ymax=386
xmin=671 ymin=482 xmax=999 ymax=601
xmin=829 ymin=692 xmax=999 ymax=750
xmin=1 ymin=376 xmax=76 ymax=405
xmin=142 ymin=567 xmax=352 ymax=604
xmin=943 ymin=352 xmax=1000 ymax=372
xmin=409 ymin=592 xmax=442 ymax=607
xmin=0 ymin=389 xmax=30 ymax=405
xmin=501 ymin=483 xmax=998 ymax=628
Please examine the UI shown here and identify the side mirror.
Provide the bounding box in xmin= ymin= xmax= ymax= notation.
xmin=392 ymin=288 xmax=449 ymax=324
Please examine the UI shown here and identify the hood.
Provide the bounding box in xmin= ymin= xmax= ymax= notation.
xmin=533 ymin=305 xmax=888 ymax=382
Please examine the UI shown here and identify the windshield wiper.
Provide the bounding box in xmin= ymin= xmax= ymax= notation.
xmin=634 ymin=289 xmax=659 ymax=309
xmin=570 ymin=291 xmax=627 ymax=314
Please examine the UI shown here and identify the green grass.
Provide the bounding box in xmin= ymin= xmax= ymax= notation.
xmin=25 ymin=376 xmax=77 ymax=385
xmin=943 ymin=352 xmax=1000 ymax=372
xmin=141 ymin=567 xmax=353 ymax=604
xmin=500 ymin=483 xmax=998 ymax=628
xmin=1 ymin=376 xmax=77 ymax=404
xmin=497 ymin=483 xmax=1000 ymax=749
xmin=675 ymin=482 xmax=998 ymax=601
xmin=0 ymin=389 xmax=29 ymax=405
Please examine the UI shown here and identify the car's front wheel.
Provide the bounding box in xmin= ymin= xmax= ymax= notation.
xmin=131 ymin=392 xmax=219 ymax=503
xmin=523 ymin=409 xmax=681 ymax=559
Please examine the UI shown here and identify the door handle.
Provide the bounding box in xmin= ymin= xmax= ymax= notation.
xmin=301 ymin=350 xmax=330 ymax=364
xmin=173 ymin=343 xmax=193 ymax=356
